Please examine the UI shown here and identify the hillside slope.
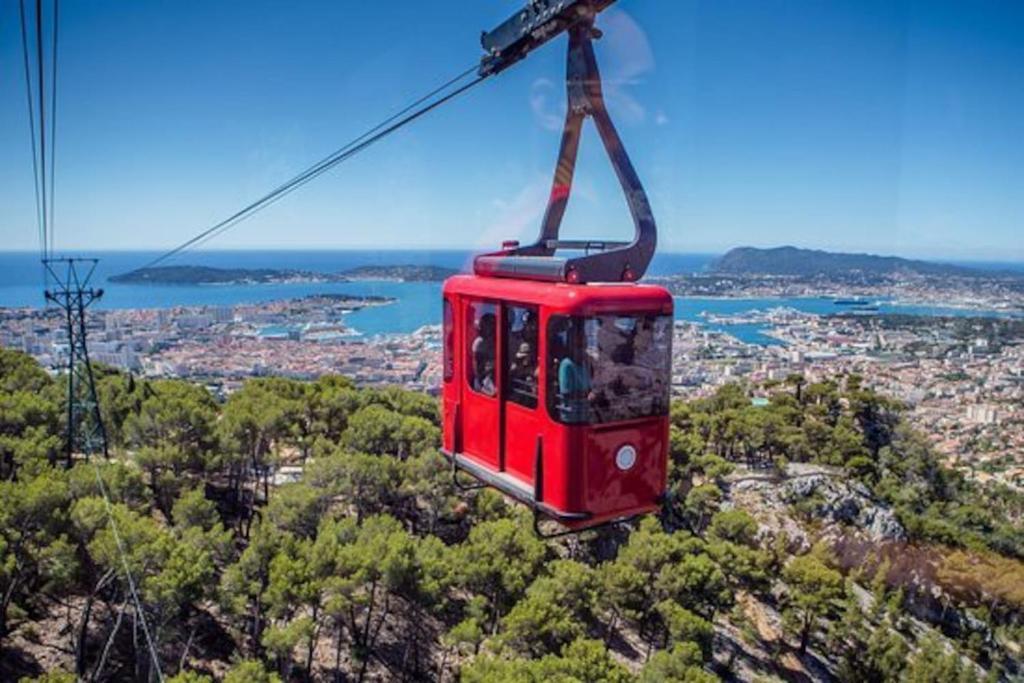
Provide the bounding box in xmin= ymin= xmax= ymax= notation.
xmin=711 ymin=246 xmax=985 ymax=278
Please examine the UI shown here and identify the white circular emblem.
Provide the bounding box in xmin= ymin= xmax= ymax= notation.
xmin=615 ymin=445 xmax=637 ymax=471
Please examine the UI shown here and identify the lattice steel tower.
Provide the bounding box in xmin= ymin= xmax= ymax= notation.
xmin=44 ymin=258 xmax=108 ymax=465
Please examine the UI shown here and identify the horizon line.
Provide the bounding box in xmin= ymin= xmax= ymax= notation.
xmin=1 ymin=246 xmax=1024 ymax=265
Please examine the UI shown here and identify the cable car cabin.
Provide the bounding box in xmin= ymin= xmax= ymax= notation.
xmin=441 ymin=275 xmax=673 ymax=530
xmin=439 ymin=0 xmax=672 ymax=532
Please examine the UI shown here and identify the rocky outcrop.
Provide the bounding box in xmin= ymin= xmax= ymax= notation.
xmin=780 ymin=465 xmax=907 ymax=542
xmin=723 ymin=463 xmax=906 ymax=546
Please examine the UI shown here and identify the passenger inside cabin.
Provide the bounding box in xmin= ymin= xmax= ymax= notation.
xmin=552 ymin=323 xmax=593 ymax=423
xmin=510 ymin=341 xmax=538 ymax=398
xmin=471 ymin=312 xmax=496 ymax=395
xmin=507 ymin=308 xmax=538 ymax=402
xmin=549 ymin=314 xmax=671 ymax=424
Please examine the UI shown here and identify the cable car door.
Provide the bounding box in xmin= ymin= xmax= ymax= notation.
xmin=501 ymin=304 xmax=542 ymax=482
xmin=461 ymin=300 xmax=501 ymax=469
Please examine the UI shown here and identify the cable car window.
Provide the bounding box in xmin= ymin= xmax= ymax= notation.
xmin=466 ymin=301 xmax=497 ymax=397
xmin=504 ymin=305 xmax=538 ymax=408
xmin=547 ymin=313 xmax=671 ymax=424
xmin=443 ymin=299 xmax=454 ymax=382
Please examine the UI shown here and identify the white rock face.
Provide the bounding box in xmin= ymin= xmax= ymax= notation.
xmin=780 ymin=466 xmax=907 ymax=542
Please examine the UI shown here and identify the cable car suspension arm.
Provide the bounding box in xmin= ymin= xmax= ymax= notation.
xmin=475 ymin=0 xmax=657 ymax=284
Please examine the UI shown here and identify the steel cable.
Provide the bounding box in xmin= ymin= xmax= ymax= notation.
xmin=35 ymin=0 xmax=48 ymax=260
xmin=48 ymin=0 xmax=59 ymax=258
xmin=142 ymin=65 xmax=487 ymax=269
xmin=19 ymin=0 xmax=44 ymax=264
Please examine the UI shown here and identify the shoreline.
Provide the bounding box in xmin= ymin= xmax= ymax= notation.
xmin=3 ymin=290 xmax=1018 ymax=318
xmin=672 ymin=294 xmax=1022 ymax=317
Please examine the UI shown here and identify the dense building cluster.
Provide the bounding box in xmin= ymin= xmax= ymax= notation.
xmin=3 ymin=295 xmax=1022 ymax=494
xmin=655 ymin=271 xmax=1024 ymax=311
xmin=0 ymin=295 xmax=440 ymax=396
xmin=671 ymin=311 xmax=1024 ymax=491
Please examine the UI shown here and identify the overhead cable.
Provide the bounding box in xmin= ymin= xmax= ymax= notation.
xmin=36 ymin=0 xmax=48 ymax=260
xmin=48 ymin=0 xmax=59 ymax=257
xmin=20 ymin=0 xmax=60 ymax=271
xmin=19 ymin=0 xmax=44 ymax=262
xmin=141 ymin=64 xmax=487 ymax=270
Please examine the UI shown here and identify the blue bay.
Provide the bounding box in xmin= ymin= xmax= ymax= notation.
xmin=1 ymin=250 xmax=1020 ymax=345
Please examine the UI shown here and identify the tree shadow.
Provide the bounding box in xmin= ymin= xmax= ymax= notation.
xmin=0 ymin=644 xmax=44 ymax=682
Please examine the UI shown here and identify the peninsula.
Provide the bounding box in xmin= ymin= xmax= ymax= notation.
xmin=711 ymin=246 xmax=991 ymax=278
xmin=110 ymin=263 xmax=461 ymax=286
xmin=652 ymin=246 xmax=1024 ymax=312
xmin=337 ymin=264 xmax=460 ymax=282
xmin=110 ymin=265 xmax=347 ymax=285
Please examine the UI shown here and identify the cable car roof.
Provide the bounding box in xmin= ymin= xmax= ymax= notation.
xmin=443 ymin=274 xmax=672 ymax=313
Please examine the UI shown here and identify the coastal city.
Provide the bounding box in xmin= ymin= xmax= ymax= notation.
xmin=2 ymin=285 xmax=1022 ymax=492
xmin=671 ymin=310 xmax=1024 ymax=490
xmin=652 ymin=268 xmax=1024 ymax=312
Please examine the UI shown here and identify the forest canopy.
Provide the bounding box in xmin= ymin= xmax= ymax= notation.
xmin=0 ymin=347 xmax=1020 ymax=682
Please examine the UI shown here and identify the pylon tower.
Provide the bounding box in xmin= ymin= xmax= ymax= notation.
xmin=44 ymin=257 xmax=108 ymax=466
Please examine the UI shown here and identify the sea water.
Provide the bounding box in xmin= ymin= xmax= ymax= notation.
xmin=0 ymin=250 xmax=1019 ymax=345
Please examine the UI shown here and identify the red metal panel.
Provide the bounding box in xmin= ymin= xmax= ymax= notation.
xmin=458 ymin=297 xmax=501 ymax=469
xmin=441 ymin=296 xmax=458 ymax=454
xmin=580 ymin=417 xmax=668 ymax=522
xmin=502 ymin=401 xmax=540 ymax=484
xmin=443 ymin=275 xmax=673 ymax=317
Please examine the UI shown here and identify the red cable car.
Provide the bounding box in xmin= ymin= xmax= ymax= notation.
xmin=442 ymin=1 xmax=673 ymax=535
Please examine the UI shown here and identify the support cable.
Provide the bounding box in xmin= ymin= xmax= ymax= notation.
xmin=18 ymin=0 xmax=44 ymax=263
xmin=142 ymin=64 xmax=487 ymax=269
xmin=36 ymin=0 xmax=48 ymax=260
xmin=91 ymin=461 xmax=164 ymax=683
xmin=48 ymin=0 xmax=59 ymax=258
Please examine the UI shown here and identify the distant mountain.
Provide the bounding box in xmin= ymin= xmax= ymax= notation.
xmin=710 ymin=246 xmax=987 ymax=278
xmin=338 ymin=265 xmax=459 ymax=282
xmin=109 ymin=266 xmax=345 ymax=285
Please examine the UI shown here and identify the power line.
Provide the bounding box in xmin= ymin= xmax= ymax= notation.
xmin=20 ymin=0 xmax=60 ymax=271
xmin=48 ymin=0 xmax=59 ymax=258
xmin=19 ymin=0 xmax=44 ymax=263
xmin=142 ymin=64 xmax=488 ymax=270
xmin=182 ymin=76 xmax=484 ymax=254
xmin=36 ymin=0 xmax=48 ymax=260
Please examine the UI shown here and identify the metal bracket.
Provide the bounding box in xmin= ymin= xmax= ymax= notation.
xmin=450 ymin=450 xmax=488 ymax=492
xmin=532 ymin=508 xmax=639 ymax=540
xmin=445 ymin=438 xmax=602 ymax=540
xmin=479 ymin=0 xmax=616 ymax=77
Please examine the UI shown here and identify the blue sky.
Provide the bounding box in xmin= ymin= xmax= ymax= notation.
xmin=1 ymin=0 xmax=1021 ymax=260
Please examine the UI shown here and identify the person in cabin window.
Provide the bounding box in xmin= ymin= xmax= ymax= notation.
xmin=510 ymin=341 xmax=538 ymax=400
xmin=508 ymin=309 xmax=538 ymax=402
xmin=553 ymin=323 xmax=592 ymax=422
xmin=472 ymin=312 xmax=496 ymax=395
